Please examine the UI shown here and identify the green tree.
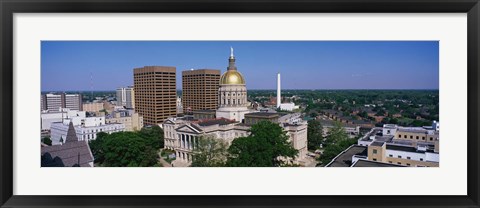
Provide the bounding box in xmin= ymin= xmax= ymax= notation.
xmin=307 ymin=120 xmax=323 ymax=150
xmin=89 ymin=132 xmax=108 ymax=164
xmin=227 ymin=121 xmax=298 ymax=167
xmin=358 ymin=111 xmax=368 ymax=118
xmin=139 ymin=125 xmax=164 ymax=149
xmin=89 ymin=130 xmax=162 ymax=167
xmin=318 ymin=122 xmax=356 ymax=166
xmin=191 ymin=136 xmax=228 ymax=167
xmin=42 ymin=137 xmax=52 ymax=146
xmin=323 ymin=121 xmax=348 ymax=147
xmin=101 ymin=132 xmax=158 ymax=167
xmin=375 ymin=109 xmax=386 ymax=116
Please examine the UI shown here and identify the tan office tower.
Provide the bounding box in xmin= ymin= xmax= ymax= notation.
xmin=133 ymin=66 xmax=177 ymax=125
xmin=182 ymin=69 xmax=221 ymax=112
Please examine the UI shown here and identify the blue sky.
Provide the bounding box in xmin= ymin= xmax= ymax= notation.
xmin=41 ymin=41 xmax=439 ymax=91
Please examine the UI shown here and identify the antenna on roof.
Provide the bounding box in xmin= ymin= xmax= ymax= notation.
xmin=90 ymin=72 xmax=93 ymax=102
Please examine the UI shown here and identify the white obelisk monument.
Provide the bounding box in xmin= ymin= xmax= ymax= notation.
xmin=277 ymin=73 xmax=281 ymax=108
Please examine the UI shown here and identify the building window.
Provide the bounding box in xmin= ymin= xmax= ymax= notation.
xmin=388 ymin=161 xmax=392 ymax=163
xmin=407 ymin=157 xmax=411 ymax=159
xmin=389 ymin=154 xmax=393 ymax=157
xmin=398 ymin=134 xmax=402 ymax=138
xmin=422 ymin=136 xmax=425 ymax=140
xmin=397 ymin=162 xmax=401 ymax=165
xmin=420 ymin=158 xmax=424 ymax=161
xmin=416 ymin=136 xmax=419 ymax=140
xmin=404 ymin=135 xmax=407 ymax=138
xmin=407 ymin=163 xmax=411 ymax=166
xmin=372 ymin=158 xmax=377 ymax=161
xmin=410 ymin=135 xmax=413 ymax=139
xmin=430 ymin=137 xmax=433 ymax=141
xmin=398 ymin=155 xmax=402 ymax=158
xmin=373 ymin=149 xmax=377 ymax=154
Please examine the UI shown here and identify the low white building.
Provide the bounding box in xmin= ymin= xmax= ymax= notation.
xmin=283 ymin=122 xmax=308 ymax=161
xmin=278 ymin=103 xmax=299 ymax=111
xmin=41 ymin=108 xmax=86 ymax=131
xmin=176 ymin=96 xmax=183 ymax=114
xmin=50 ymin=116 xmax=125 ymax=145
xmin=278 ymin=113 xmax=303 ymax=124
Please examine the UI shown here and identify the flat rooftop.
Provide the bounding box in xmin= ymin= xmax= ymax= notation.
xmin=360 ymin=129 xmax=382 ymax=141
xmin=192 ymin=109 xmax=217 ymax=113
xmin=244 ymin=112 xmax=279 ymax=118
xmin=386 ymin=144 xmax=435 ymax=153
xmin=326 ymin=145 xmax=368 ymax=167
xmin=196 ymin=118 xmax=237 ymax=127
xmin=352 ymin=160 xmax=405 ymax=167
xmin=397 ymin=127 xmax=430 ymax=134
xmin=370 ymin=141 xmax=385 ymax=147
xmin=375 ymin=135 xmax=394 ymax=142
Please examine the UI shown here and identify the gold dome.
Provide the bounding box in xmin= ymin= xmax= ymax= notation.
xmin=220 ymin=70 xmax=245 ymax=85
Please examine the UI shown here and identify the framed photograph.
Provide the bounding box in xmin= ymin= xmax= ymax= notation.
xmin=1 ymin=0 xmax=479 ymax=207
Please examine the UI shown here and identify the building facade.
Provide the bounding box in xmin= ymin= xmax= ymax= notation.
xmin=331 ymin=122 xmax=441 ymax=167
xmin=176 ymin=96 xmax=183 ymax=114
xmin=50 ymin=116 xmax=125 ymax=145
xmin=244 ymin=112 xmax=279 ymax=126
xmin=215 ymin=48 xmax=251 ymax=122
xmin=106 ymin=110 xmax=144 ymax=131
xmin=133 ymin=66 xmax=177 ymax=125
xmin=182 ymin=69 xmax=220 ymax=112
xmin=116 ymin=86 xmax=135 ymax=109
xmin=283 ymin=123 xmax=308 ymax=162
xmin=65 ymin=94 xmax=82 ymax=111
xmin=41 ymin=93 xmax=83 ymax=112
xmin=41 ymin=108 xmax=86 ymax=131
xmin=163 ymin=117 xmax=250 ymax=166
xmin=82 ymin=102 xmax=104 ymax=113
xmin=163 ymin=115 xmax=309 ymax=167
xmin=192 ymin=110 xmax=217 ymax=120
xmin=367 ymin=142 xmax=439 ymax=167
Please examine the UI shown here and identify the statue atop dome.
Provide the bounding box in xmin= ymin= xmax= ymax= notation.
xmin=221 ymin=48 xmax=245 ymax=85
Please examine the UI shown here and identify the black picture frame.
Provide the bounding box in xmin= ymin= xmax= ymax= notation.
xmin=1 ymin=0 xmax=479 ymax=207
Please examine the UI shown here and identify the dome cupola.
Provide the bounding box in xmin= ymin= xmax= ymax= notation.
xmin=220 ymin=47 xmax=246 ymax=85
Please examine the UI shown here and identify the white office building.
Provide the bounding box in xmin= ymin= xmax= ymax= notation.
xmin=50 ymin=116 xmax=125 ymax=145
xmin=41 ymin=108 xmax=86 ymax=131
xmin=116 ymin=86 xmax=135 ymax=109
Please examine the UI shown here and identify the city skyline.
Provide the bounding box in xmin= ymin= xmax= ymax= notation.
xmin=41 ymin=41 xmax=439 ymax=91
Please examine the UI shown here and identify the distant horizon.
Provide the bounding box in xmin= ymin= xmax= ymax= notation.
xmin=41 ymin=88 xmax=440 ymax=93
xmin=42 ymin=41 xmax=439 ymax=91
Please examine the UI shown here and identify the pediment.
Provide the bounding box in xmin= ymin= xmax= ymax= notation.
xmin=175 ymin=124 xmax=201 ymax=134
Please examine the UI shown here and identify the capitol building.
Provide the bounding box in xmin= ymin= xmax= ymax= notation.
xmin=163 ymin=48 xmax=309 ymax=167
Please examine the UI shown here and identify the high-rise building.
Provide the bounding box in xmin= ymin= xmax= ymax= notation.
xmin=65 ymin=94 xmax=82 ymax=111
xmin=41 ymin=93 xmax=83 ymax=112
xmin=116 ymin=86 xmax=135 ymax=109
xmin=182 ymin=69 xmax=220 ymax=112
xmin=133 ymin=66 xmax=177 ymax=125
xmin=277 ymin=73 xmax=281 ymax=108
